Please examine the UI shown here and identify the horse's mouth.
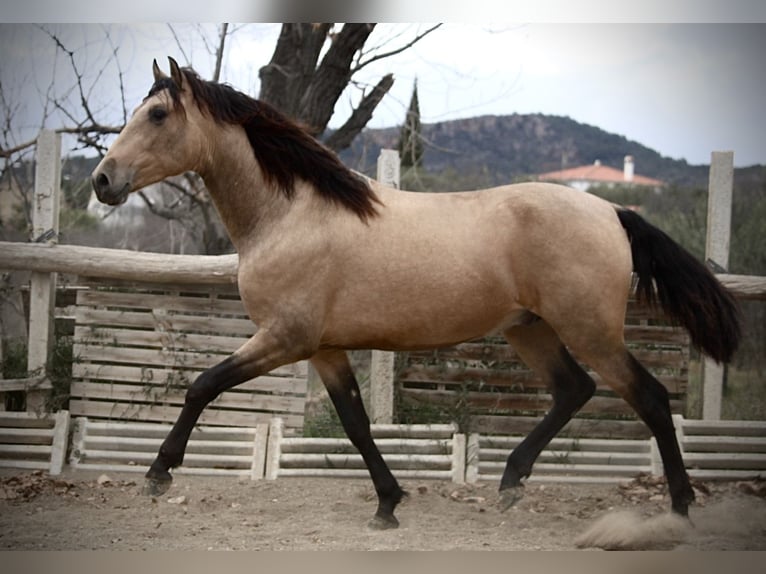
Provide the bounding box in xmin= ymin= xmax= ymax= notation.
xmin=92 ymin=175 xmax=131 ymax=206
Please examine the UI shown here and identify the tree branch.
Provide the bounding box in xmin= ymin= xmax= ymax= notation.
xmin=353 ymin=24 xmax=442 ymax=73
xmin=213 ymin=23 xmax=229 ymax=82
xmin=324 ymin=74 xmax=395 ymax=151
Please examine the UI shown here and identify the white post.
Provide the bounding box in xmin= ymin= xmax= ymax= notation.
xmin=49 ymin=409 xmax=71 ymax=475
xmin=264 ymin=417 xmax=283 ymax=480
xmin=26 ymin=130 xmax=61 ymax=413
xmin=465 ymin=433 xmax=481 ymax=483
xmin=451 ymin=432 xmax=467 ymax=484
xmin=702 ymin=151 xmax=733 ymax=421
xmin=250 ymin=422 xmax=270 ymax=480
xmin=369 ymin=149 xmax=400 ymax=423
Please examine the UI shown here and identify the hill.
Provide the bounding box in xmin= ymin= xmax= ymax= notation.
xmin=338 ymin=113 xmax=717 ymax=189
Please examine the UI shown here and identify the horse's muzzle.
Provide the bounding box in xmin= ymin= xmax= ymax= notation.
xmin=91 ymin=160 xmax=131 ymax=206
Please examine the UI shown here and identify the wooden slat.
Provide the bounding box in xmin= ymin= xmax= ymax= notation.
xmin=83 ymin=421 xmax=257 ymax=440
xmin=80 ymin=277 xmax=240 ymax=295
xmin=399 ymin=365 xmax=686 ymax=393
xmin=80 ymin=449 xmax=252 ymax=467
xmin=279 ymin=453 xmax=451 ymax=470
xmin=71 ymin=462 xmax=251 ymax=476
xmin=684 ymin=452 xmax=766 ymax=470
xmin=75 ymin=325 xmax=250 ymax=356
xmin=77 ymin=289 xmax=247 ymax=316
xmin=0 ymin=444 xmax=52 ymax=458
xmin=399 ymin=387 xmax=683 ymax=416
xmin=75 ymin=308 xmax=255 ymax=337
xmin=684 ymin=436 xmax=766 ymax=453
xmin=623 ymin=324 xmax=690 ymax=345
xmin=0 ymin=428 xmax=54 ymax=445
xmin=68 ymin=399 xmax=304 ymax=429
xmin=279 ymin=437 xmax=452 ymax=455
xmin=682 ymin=419 xmax=766 ymax=436
xmin=478 ymin=436 xmax=649 ymax=452
xmin=478 ymin=462 xmax=650 ymax=478
xmin=0 ymin=375 xmax=52 ymax=392
xmin=407 ymin=341 xmax=687 ymax=367
xmin=0 ymin=460 xmax=50 ymax=470
xmin=74 ymin=343 xmax=226 ymax=370
xmin=369 ymin=423 xmax=457 ymax=438
xmin=72 ymin=364 xmax=306 ymax=395
xmin=84 ymin=436 xmax=255 ymax=456
xmin=0 ymin=413 xmax=55 ymax=429
xmin=277 ymin=468 xmax=452 ymax=479
xmin=69 ymin=382 xmax=307 ymax=414
xmin=478 ymin=450 xmax=650 ymax=467
xmin=469 ymin=414 xmax=652 ymax=440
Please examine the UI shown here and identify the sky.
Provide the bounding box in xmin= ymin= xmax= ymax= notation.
xmin=0 ymin=20 xmax=764 ymax=167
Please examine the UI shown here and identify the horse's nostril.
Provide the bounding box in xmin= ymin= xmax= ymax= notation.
xmin=95 ymin=172 xmax=110 ymax=189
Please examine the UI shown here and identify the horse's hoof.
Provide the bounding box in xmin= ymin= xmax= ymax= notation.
xmin=368 ymin=514 xmax=399 ymax=530
xmin=142 ymin=474 xmax=173 ymax=497
xmin=498 ymin=486 xmax=524 ymax=512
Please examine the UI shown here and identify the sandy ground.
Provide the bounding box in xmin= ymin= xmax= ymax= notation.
xmin=1 ymin=469 xmax=765 ymax=551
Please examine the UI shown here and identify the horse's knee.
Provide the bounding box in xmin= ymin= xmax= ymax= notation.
xmin=185 ymin=370 xmax=217 ymax=409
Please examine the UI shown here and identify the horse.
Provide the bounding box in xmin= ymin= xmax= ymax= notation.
xmin=91 ymin=57 xmax=741 ymax=529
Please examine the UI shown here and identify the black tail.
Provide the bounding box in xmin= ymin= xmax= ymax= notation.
xmin=616 ymin=208 xmax=741 ymax=363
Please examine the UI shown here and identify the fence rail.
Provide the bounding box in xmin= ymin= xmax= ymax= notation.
xmin=2 ymin=415 xmax=762 ymax=485
xmin=1 ymin=240 xmax=763 ymax=295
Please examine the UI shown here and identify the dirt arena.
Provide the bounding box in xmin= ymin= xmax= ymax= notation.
xmin=1 ymin=469 xmax=765 ymax=551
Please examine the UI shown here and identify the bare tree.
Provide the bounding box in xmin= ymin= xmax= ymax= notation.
xmin=259 ymin=23 xmax=440 ymax=151
xmin=0 ymin=23 xmax=442 ymax=253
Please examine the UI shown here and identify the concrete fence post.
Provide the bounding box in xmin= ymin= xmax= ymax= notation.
xmin=370 ymin=149 xmax=400 ymax=424
xmin=702 ymin=151 xmax=733 ymax=421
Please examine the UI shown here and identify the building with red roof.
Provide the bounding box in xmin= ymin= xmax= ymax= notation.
xmin=537 ymin=156 xmax=664 ymax=192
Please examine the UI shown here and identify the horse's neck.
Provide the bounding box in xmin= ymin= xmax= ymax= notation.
xmin=201 ymin=129 xmax=290 ymax=251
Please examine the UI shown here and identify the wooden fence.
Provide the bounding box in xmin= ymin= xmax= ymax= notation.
xmin=397 ymin=300 xmax=690 ymax=438
xmin=69 ymin=279 xmax=309 ymax=433
xmin=69 ymin=418 xmax=269 ymax=478
xmin=264 ymin=419 xmax=466 ymax=482
xmin=465 ymin=415 xmax=766 ymax=484
xmin=0 ymin=410 xmax=70 ymax=475
xmin=41 ymin=415 xmax=764 ymax=483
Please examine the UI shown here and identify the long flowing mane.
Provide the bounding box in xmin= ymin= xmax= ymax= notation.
xmin=148 ymin=68 xmax=380 ymax=221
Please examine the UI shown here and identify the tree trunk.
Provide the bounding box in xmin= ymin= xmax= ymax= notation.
xmin=258 ymin=23 xmax=382 ymax=151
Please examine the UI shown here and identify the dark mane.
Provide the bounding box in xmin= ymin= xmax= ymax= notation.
xmin=147 ymin=68 xmax=380 ymax=221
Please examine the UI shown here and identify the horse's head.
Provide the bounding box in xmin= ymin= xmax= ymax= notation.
xmin=91 ymin=57 xmax=209 ymax=205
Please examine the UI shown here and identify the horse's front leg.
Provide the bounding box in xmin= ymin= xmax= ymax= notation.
xmin=144 ymin=329 xmax=307 ymax=496
xmin=310 ymin=349 xmax=406 ymax=529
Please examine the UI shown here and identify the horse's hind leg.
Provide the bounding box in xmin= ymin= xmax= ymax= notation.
xmin=498 ymin=319 xmax=596 ymax=510
xmin=585 ymin=348 xmax=695 ymax=516
xmin=310 ymin=349 xmax=406 ymax=529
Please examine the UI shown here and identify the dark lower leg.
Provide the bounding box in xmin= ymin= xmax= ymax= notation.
xmin=624 ymin=354 xmax=694 ymax=516
xmin=145 ymin=356 xmax=253 ymax=491
xmin=313 ymin=351 xmax=404 ymax=528
xmin=500 ymin=347 xmax=596 ymax=491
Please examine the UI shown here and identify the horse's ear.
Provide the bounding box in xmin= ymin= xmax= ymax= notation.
xmin=168 ymin=57 xmax=184 ymax=88
xmin=152 ymin=59 xmax=167 ymax=82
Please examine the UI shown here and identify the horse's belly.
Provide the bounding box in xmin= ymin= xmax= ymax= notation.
xmin=319 ymin=283 xmax=523 ymax=351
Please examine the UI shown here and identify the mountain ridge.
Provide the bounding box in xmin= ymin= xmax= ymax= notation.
xmin=337 ymin=113 xmax=750 ymax=189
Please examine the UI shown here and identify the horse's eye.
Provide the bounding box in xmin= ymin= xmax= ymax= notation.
xmin=148 ymin=106 xmax=168 ymax=124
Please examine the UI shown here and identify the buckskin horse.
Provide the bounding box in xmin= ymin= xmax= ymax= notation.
xmin=91 ymin=58 xmax=740 ymax=529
